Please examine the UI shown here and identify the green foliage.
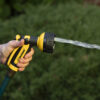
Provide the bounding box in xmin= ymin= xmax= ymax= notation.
xmin=0 ymin=3 xmax=100 ymax=100
xmin=0 ymin=0 xmax=83 ymax=20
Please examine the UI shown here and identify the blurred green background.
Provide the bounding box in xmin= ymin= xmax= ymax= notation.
xmin=0 ymin=0 xmax=100 ymax=100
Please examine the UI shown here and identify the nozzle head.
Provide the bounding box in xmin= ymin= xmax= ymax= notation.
xmin=37 ymin=32 xmax=55 ymax=53
xmin=43 ymin=32 xmax=55 ymax=53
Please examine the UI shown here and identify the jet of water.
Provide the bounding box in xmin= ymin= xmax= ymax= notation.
xmin=54 ymin=37 xmax=100 ymax=50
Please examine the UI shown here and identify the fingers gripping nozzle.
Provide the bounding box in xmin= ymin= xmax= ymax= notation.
xmin=6 ymin=32 xmax=55 ymax=72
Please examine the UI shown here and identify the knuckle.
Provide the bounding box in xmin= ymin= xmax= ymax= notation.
xmin=30 ymin=57 xmax=32 ymax=61
xmin=24 ymin=60 xmax=28 ymax=63
xmin=33 ymin=49 xmax=35 ymax=54
xmin=18 ymin=64 xmax=24 ymax=68
xmin=9 ymin=40 xmax=15 ymax=44
xmin=25 ymin=62 xmax=29 ymax=67
xmin=22 ymin=64 xmax=25 ymax=68
xmin=28 ymin=57 xmax=32 ymax=62
xmin=19 ymin=68 xmax=24 ymax=71
xmin=31 ymin=48 xmax=34 ymax=54
xmin=26 ymin=63 xmax=29 ymax=66
xmin=8 ymin=41 xmax=13 ymax=45
xmin=22 ymin=68 xmax=25 ymax=71
xmin=24 ymin=63 xmax=28 ymax=67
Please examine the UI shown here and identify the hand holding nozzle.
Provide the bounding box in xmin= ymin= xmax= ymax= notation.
xmin=0 ymin=39 xmax=34 ymax=71
xmin=5 ymin=32 xmax=55 ymax=72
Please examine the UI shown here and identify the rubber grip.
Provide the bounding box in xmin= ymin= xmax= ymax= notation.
xmin=6 ymin=44 xmax=31 ymax=72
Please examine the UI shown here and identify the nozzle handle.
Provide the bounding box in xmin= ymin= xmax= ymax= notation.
xmin=5 ymin=35 xmax=32 ymax=72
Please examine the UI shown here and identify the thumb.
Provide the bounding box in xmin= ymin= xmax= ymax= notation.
xmin=9 ymin=39 xmax=24 ymax=48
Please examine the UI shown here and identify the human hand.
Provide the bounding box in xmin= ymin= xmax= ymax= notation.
xmin=0 ymin=39 xmax=34 ymax=71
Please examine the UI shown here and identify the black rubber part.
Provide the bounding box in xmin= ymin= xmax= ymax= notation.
xmin=24 ymin=36 xmax=37 ymax=46
xmin=43 ymin=32 xmax=55 ymax=53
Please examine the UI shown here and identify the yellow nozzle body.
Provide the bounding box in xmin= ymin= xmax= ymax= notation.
xmin=37 ymin=32 xmax=45 ymax=52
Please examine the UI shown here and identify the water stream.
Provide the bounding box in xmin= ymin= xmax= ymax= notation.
xmin=54 ymin=37 xmax=100 ymax=50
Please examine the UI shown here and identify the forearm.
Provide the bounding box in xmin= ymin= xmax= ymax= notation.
xmin=0 ymin=44 xmax=7 ymax=64
xmin=0 ymin=44 xmax=3 ymax=63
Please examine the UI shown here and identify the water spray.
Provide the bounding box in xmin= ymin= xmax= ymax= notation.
xmin=55 ymin=37 xmax=100 ymax=50
xmin=0 ymin=32 xmax=100 ymax=99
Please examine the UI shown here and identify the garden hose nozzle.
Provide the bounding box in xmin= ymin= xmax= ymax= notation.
xmin=37 ymin=32 xmax=55 ymax=53
xmin=25 ymin=32 xmax=55 ymax=53
xmin=6 ymin=32 xmax=55 ymax=72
